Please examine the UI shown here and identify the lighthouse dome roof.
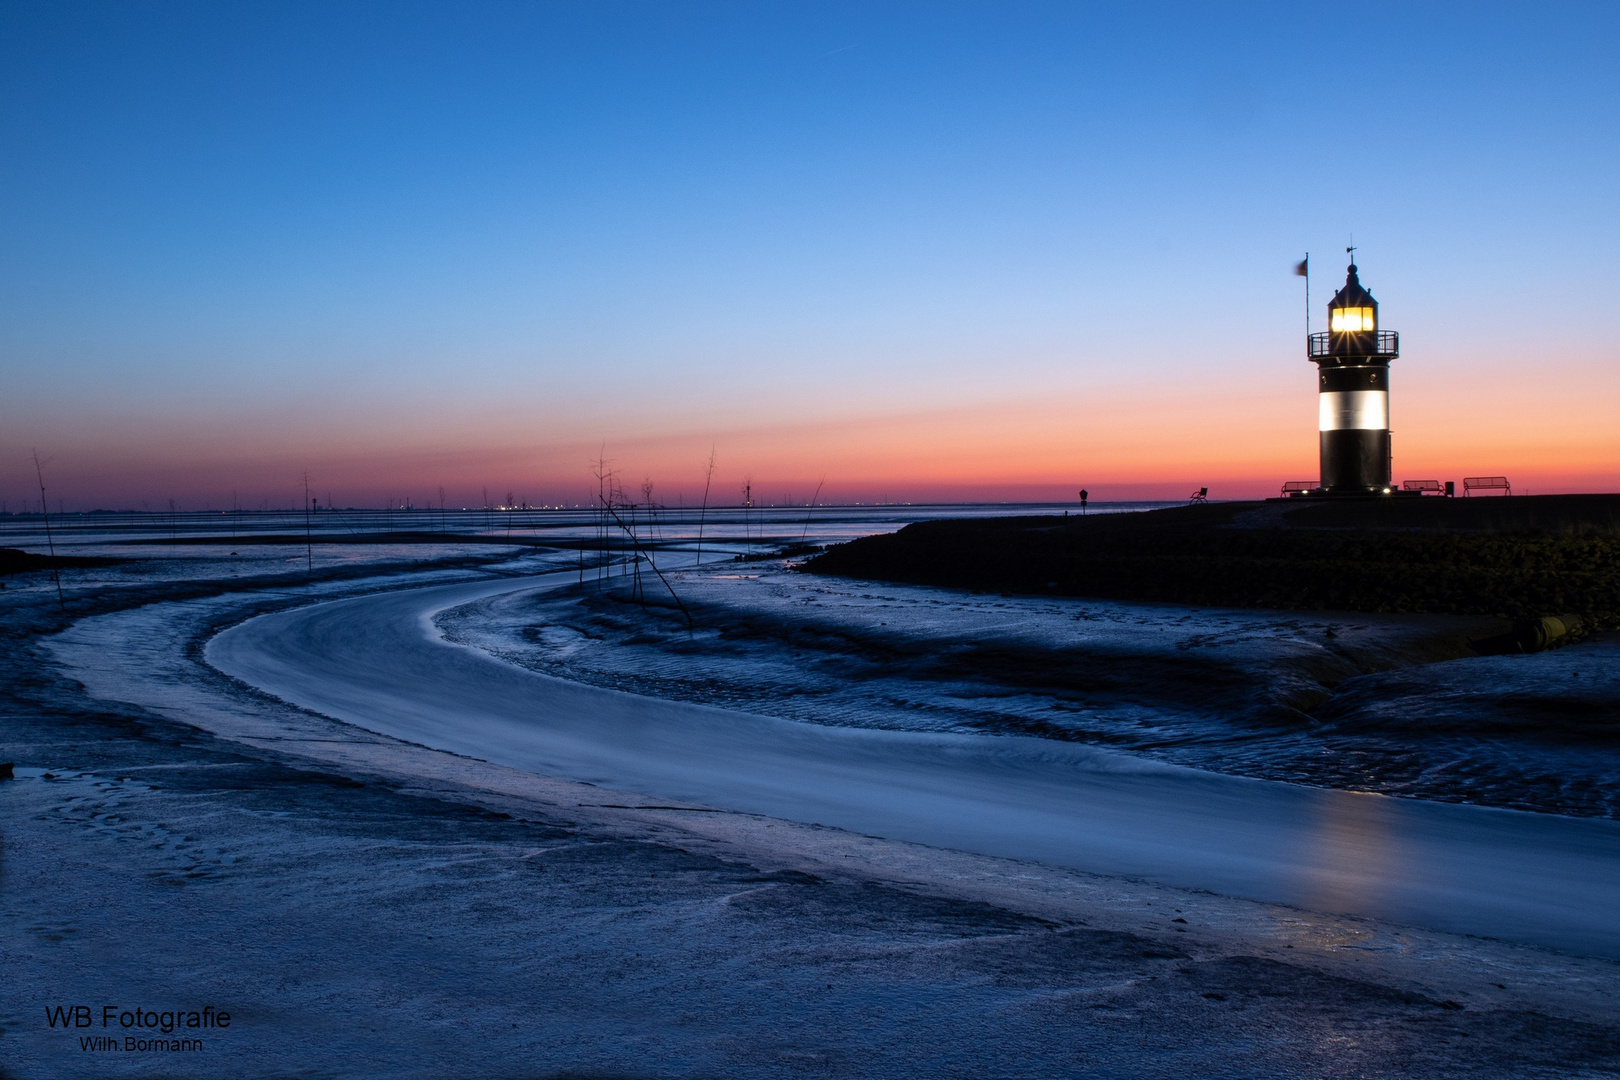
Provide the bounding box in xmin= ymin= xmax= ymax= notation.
xmin=1330 ymin=263 xmax=1377 ymax=309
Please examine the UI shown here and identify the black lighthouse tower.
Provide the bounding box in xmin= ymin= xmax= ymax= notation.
xmin=1307 ymin=259 xmax=1400 ymax=493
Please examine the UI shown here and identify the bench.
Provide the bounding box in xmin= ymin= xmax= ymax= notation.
xmin=1401 ymin=480 xmax=1446 ymax=494
xmin=1189 ymin=487 xmax=1208 ymax=504
xmin=1281 ymin=481 xmax=1316 ymax=496
xmin=1463 ymin=476 xmax=1511 ymax=497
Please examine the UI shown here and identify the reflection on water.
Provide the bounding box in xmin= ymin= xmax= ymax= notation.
xmin=1299 ymin=790 xmax=1407 ymax=917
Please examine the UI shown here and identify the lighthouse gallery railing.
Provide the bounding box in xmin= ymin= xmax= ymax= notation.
xmin=1307 ymin=330 xmax=1399 ymax=358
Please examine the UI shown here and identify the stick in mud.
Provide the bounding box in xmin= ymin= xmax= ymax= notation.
xmin=301 ymin=470 xmax=313 ymax=575
xmin=695 ymin=447 xmax=716 ymax=567
xmin=801 ymin=476 xmax=825 ymax=543
xmin=600 ymin=498 xmax=694 ymax=632
xmin=29 ymin=449 xmax=66 ymax=611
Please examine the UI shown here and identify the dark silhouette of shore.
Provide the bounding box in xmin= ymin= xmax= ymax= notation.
xmin=0 ymin=547 xmax=122 ymax=575
xmin=806 ymin=494 xmax=1620 ymax=625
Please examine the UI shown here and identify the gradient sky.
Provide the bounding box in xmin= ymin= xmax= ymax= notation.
xmin=2 ymin=1 xmax=1617 ymax=509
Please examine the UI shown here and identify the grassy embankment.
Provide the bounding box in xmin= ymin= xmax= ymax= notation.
xmin=805 ymin=495 xmax=1620 ymax=628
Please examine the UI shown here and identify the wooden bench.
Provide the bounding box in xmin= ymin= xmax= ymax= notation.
xmin=1281 ymin=481 xmax=1315 ymax=496
xmin=1463 ymin=476 xmax=1511 ymax=496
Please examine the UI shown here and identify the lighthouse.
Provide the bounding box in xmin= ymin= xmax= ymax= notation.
xmin=1307 ymin=258 xmax=1400 ymax=493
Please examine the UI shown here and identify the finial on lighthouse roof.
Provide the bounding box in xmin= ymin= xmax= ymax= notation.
xmin=1334 ymin=261 xmax=1373 ymax=307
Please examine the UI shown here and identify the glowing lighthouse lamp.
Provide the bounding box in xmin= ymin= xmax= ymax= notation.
xmin=1305 ymin=255 xmax=1400 ymax=494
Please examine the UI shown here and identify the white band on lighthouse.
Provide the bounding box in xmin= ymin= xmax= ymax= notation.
xmin=1319 ymin=390 xmax=1389 ymax=432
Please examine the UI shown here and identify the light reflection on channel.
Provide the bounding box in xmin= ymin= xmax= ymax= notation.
xmin=1298 ymin=789 xmax=1408 ymax=920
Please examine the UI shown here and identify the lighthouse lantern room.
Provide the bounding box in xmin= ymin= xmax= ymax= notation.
xmin=1306 ymin=259 xmax=1400 ymax=493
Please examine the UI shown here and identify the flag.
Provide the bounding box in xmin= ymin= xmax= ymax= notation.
xmin=1294 ymin=256 xmax=1308 ymax=277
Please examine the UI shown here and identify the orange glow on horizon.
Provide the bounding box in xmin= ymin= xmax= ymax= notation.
xmin=8 ymin=360 xmax=1617 ymax=510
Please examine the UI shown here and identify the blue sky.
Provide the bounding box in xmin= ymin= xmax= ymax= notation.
xmin=2 ymin=1 xmax=1617 ymax=505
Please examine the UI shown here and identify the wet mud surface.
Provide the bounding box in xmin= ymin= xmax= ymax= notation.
xmin=440 ymin=568 xmax=1620 ymax=819
xmin=4 ymin=551 xmax=1620 ymax=1077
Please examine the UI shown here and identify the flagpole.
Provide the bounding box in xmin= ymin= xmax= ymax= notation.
xmin=1304 ymin=252 xmax=1310 ymax=338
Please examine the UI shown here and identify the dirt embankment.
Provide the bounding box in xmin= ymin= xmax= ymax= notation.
xmin=805 ymin=495 xmax=1620 ymax=626
xmin=0 ymin=547 xmax=124 ymax=575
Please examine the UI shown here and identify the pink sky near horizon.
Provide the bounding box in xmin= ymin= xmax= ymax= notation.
xmin=7 ymin=363 xmax=1617 ymax=511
